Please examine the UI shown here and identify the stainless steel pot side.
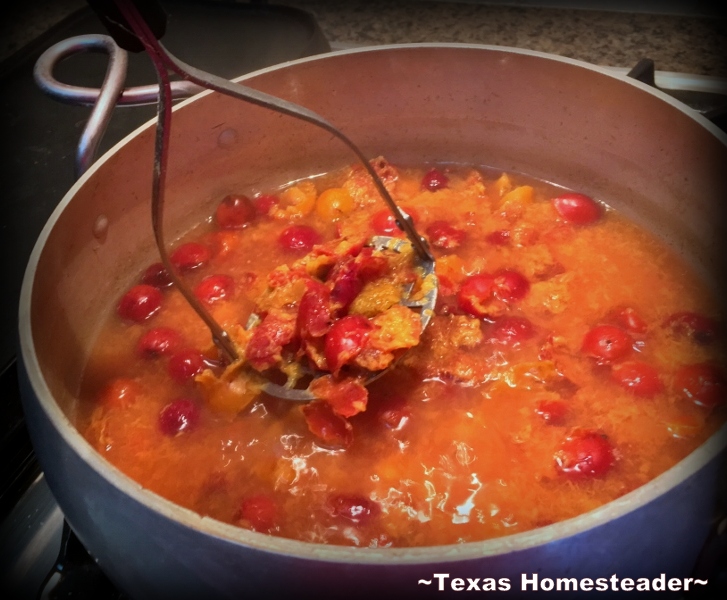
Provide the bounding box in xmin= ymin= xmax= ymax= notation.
xmin=18 ymin=44 xmax=727 ymax=599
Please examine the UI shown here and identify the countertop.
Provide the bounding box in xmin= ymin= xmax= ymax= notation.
xmin=2 ymin=0 xmax=726 ymax=77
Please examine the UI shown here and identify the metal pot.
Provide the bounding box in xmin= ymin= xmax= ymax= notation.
xmin=19 ymin=44 xmax=727 ymax=599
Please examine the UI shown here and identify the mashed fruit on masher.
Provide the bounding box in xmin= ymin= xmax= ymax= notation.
xmin=80 ymin=158 xmax=725 ymax=547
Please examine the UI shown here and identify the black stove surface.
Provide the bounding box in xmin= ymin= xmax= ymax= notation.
xmin=0 ymin=0 xmax=329 ymax=373
xmin=0 ymin=2 xmax=329 ymax=597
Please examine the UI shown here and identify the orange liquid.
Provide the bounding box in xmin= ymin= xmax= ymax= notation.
xmin=79 ymin=162 xmax=726 ymax=547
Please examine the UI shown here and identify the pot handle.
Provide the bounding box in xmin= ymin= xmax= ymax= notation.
xmin=33 ymin=34 xmax=202 ymax=178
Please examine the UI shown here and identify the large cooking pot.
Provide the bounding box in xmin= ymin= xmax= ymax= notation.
xmin=19 ymin=43 xmax=727 ymax=599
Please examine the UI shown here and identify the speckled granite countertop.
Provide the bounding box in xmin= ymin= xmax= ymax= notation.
xmin=2 ymin=0 xmax=726 ymax=76
xmin=286 ymin=0 xmax=727 ymax=77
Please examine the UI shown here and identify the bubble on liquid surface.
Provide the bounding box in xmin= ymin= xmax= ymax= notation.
xmin=93 ymin=214 xmax=109 ymax=242
xmin=217 ymin=128 xmax=238 ymax=149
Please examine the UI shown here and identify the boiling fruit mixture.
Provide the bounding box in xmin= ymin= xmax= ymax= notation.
xmin=80 ymin=159 xmax=726 ymax=547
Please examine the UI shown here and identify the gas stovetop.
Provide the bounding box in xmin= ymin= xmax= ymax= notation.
xmin=1 ymin=2 xmax=330 ymax=597
xmin=1 ymin=2 xmax=726 ymax=599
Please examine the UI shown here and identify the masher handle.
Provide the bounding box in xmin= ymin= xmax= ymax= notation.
xmin=86 ymin=0 xmax=167 ymax=51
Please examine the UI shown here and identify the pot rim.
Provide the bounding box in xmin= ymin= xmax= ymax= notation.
xmin=18 ymin=42 xmax=727 ymax=564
